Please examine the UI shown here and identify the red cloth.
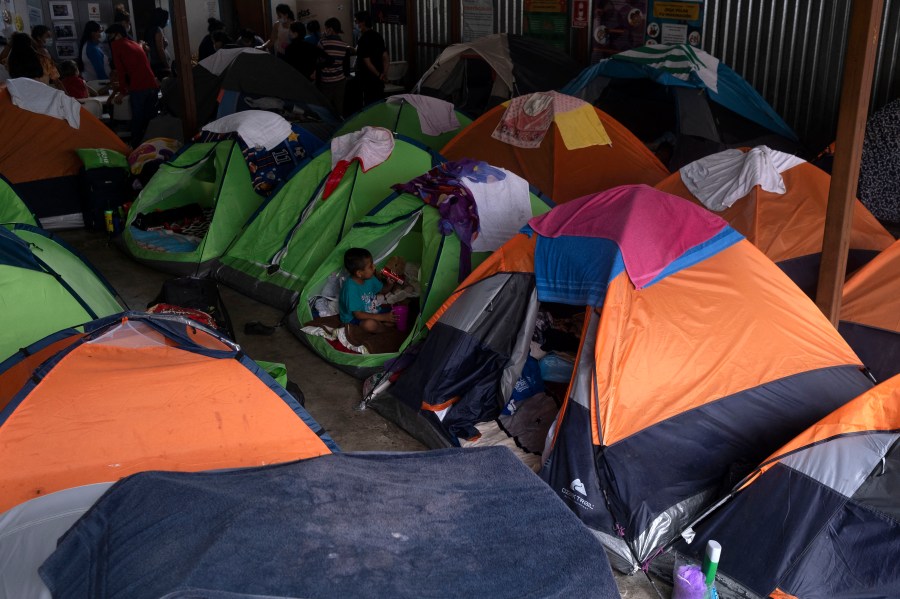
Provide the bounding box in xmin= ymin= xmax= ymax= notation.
xmin=528 ymin=184 xmax=728 ymax=289
xmin=61 ymin=75 xmax=90 ymax=100
xmin=110 ymin=38 xmax=158 ymax=94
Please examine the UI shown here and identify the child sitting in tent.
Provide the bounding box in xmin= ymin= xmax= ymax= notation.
xmin=339 ymin=247 xmax=397 ymax=333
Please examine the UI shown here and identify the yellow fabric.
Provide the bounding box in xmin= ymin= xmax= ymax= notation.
xmin=555 ymin=103 xmax=611 ymax=150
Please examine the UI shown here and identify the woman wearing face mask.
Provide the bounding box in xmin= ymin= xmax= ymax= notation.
xmin=78 ymin=21 xmax=110 ymax=82
xmin=30 ymin=25 xmax=60 ymax=87
xmin=265 ymin=4 xmax=294 ymax=59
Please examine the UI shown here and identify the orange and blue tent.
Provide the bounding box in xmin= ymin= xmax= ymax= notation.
xmin=840 ymin=238 xmax=900 ymax=382
xmin=440 ymin=93 xmax=669 ymax=203
xmin=674 ymin=374 xmax=900 ymax=599
xmin=655 ymin=149 xmax=894 ymax=296
xmin=0 ymin=312 xmax=337 ymax=514
xmin=386 ymin=185 xmax=872 ymax=570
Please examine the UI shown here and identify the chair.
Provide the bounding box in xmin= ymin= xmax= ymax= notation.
xmin=383 ymin=61 xmax=408 ymax=96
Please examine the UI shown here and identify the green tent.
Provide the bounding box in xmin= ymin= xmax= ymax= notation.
xmin=215 ymin=135 xmax=443 ymax=311
xmin=335 ymin=98 xmax=472 ymax=151
xmin=0 ymin=176 xmax=37 ymax=227
xmin=121 ymin=141 xmax=264 ymax=276
xmin=288 ymin=186 xmax=553 ymax=377
xmin=0 ymin=224 xmax=123 ymax=363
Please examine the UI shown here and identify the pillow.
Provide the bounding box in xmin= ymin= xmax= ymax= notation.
xmin=76 ymin=148 xmax=130 ymax=171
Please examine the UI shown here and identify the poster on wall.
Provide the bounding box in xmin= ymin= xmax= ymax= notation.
xmin=590 ymin=0 xmax=703 ymax=62
xmin=370 ymin=0 xmax=406 ymax=25
xmin=48 ymin=1 xmax=74 ymax=21
xmin=28 ymin=6 xmax=44 ymax=28
xmin=462 ymin=0 xmax=493 ymax=42
xmin=590 ymin=0 xmax=648 ymax=62
xmin=646 ymin=1 xmax=703 ymax=46
xmin=87 ymin=3 xmax=101 ymax=22
xmin=523 ymin=0 xmax=568 ymax=51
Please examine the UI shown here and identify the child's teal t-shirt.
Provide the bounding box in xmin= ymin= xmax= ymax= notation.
xmin=339 ymin=277 xmax=383 ymax=323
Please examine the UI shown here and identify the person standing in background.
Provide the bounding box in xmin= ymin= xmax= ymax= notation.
xmin=30 ymin=26 xmax=61 ymax=88
xmin=353 ymin=11 xmax=389 ymax=108
xmin=198 ymin=18 xmax=226 ymax=61
xmin=143 ymin=8 xmax=171 ymax=79
xmin=304 ymin=20 xmax=321 ymax=46
xmin=265 ymin=4 xmax=294 ymax=59
xmin=284 ymin=22 xmax=319 ymax=81
xmin=106 ymin=23 xmax=159 ymax=144
xmin=78 ymin=21 xmax=110 ymax=81
xmin=317 ymin=18 xmax=350 ymax=116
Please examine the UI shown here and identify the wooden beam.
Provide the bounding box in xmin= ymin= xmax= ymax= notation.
xmin=170 ymin=0 xmax=197 ymax=140
xmin=815 ymin=0 xmax=884 ymax=324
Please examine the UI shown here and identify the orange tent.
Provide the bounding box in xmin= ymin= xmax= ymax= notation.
xmin=0 ymin=86 xmax=128 ymax=225
xmin=0 ymin=313 xmax=336 ymax=513
xmin=386 ymin=186 xmax=871 ymax=571
xmin=840 ymin=239 xmax=900 ymax=381
xmin=655 ymin=151 xmax=893 ymax=295
xmin=441 ymin=97 xmax=669 ymax=203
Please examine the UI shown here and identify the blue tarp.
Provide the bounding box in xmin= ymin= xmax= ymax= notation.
xmin=41 ymin=447 xmax=620 ymax=599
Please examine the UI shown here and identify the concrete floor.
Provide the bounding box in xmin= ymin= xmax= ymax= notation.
xmin=59 ymin=227 xmax=670 ymax=599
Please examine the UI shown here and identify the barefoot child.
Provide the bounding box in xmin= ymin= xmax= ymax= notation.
xmin=339 ymin=247 xmax=397 ymax=333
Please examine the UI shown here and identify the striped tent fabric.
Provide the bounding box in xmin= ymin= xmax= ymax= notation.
xmin=675 ymin=374 xmax=900 ymax=598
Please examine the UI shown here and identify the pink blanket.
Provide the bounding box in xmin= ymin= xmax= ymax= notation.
xmin=528 ymin=185 xmax=728 ymax=288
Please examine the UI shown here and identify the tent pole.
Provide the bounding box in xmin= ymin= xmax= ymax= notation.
xmin=170 ymin=0 xmax=198 ymax=141
xmin=815 ymin=0 xmax=884 ymax=324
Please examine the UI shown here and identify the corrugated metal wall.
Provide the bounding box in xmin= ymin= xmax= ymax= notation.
xmin=703 ymin=0 xmax=900 ymax=151
xmin=357 ymin=1 xmax=900 ymax=152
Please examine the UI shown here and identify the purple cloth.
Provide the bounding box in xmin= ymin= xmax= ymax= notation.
xmin=393 ymin=160 xmax=497 ymax=280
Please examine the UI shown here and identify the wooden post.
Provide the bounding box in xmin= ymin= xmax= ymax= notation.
xmin=170 ymin=0 xmax=197 ymax=141
xmin=815 ymin=0 xmax=884 ymax=324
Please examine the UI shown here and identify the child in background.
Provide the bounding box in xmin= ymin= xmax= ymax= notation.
xmin=340 ymin=247 xmax=397 ymax=333
xmin=59 ymin=60 xmax=96 ymax=99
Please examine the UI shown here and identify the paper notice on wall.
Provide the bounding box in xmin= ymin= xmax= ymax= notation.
xmin=207 ymin=0 xmax=219 ymax=19
xmin=660 ymin=22 xmax=687 ymax=45
xmin=462 ymin=0 xmax=493 ymax=42
xmin=87 ymin=3 xmax=101 ymax=21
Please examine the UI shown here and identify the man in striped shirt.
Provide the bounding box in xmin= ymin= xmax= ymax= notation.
xmin=317 ymin=18 xmax=350 ymax=117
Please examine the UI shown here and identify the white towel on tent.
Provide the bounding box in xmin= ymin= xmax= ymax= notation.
xmin=198 ymin=48 xmax=266 ymax=76
xmin=330 ymin=126 xmax=395 ymax=171
xmin=465 ymin=168 xmax=532 ymax=252
xmin=6 ymin=77 xmax=81 ymax=128
xmin=386 ymin=94 xmax=460 ymax=136
xmin=680 ymin=146 xmax=807 ymax=211
xmin=201 ymin=110 xmax=292 ymax=150
xmin=613 ymin=44 xmax=720 ymax=93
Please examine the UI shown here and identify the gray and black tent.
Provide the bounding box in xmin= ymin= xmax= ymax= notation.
xmin=163 ymin=48 xmax=338 ymax=141
xmin=414 ymin=33 xmax=581 ymax=116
